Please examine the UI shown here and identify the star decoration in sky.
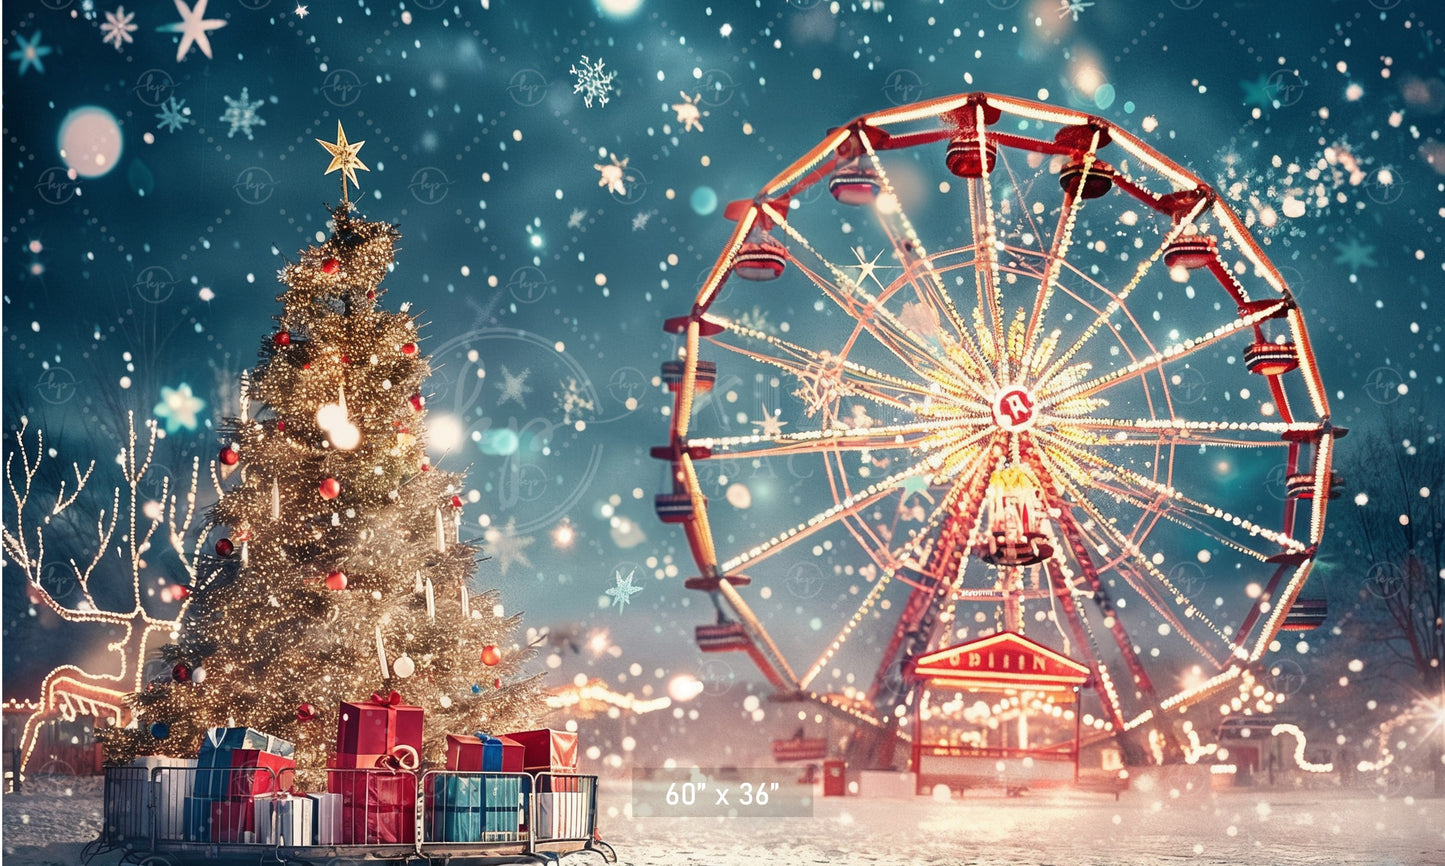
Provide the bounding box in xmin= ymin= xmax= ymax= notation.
xmin=316 ymin=121 xmax=370 ymax=200
xmin=1240 ymin=74 xmax=1276 ymax=110
xmin=848 ymin=246 xmax=897 ymax=290
xmin=1333 ymin=236 xmax=1378 ymax=272
xmin=9 ymin=32 xmax=52 ymax=76
xmin=595 ymin=154 xmax=629 ymax=197
xmin=158 ymin=0 xmax=227 ymax=63
xmin=496 ymin=365 xmax=532 ymax=408
xmin=294 ymin=4 xmax=309 ymax=17
xmin=605 ymin=568 xmax=644 ymax=612
xmin=154 ymin=383 xmax=206 ymax=433
xmin=751 ymin=404 xmax=788 ymax=437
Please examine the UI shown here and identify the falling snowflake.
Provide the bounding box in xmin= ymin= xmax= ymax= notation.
xmin=605 ymin=568 xmax=643 ymax=612
xmin=497 ymin=365 xmax=532 ymax=408
xmin=631 ymin=210 xmax=653 ymax=232
xmin=293 ymin=3 xmax=308 ymax=17
xmin=555 ymin=377 xmax=595 ymax=425
xmin=9 ymin=32 xmax=52 ymax=76
xmin=566 ymin=207 xmax=588 ymax=229
xmin=483 ymin=519 xmax=535 ymax=577
xmin=670 ymin=92 xmax=705 ymax=132
xmin=1333 ymin=236 xmax=1378 ymax=272
xmin=155 ymin=96 xmax=191 ymax=133
xmin=1057 ymin=0 xmax=1093 ymax=21
xmin=595 ymin=154 xmax=629 ymax=197
xmin=153 ymin=383 xmax=206 ymax=433
xmin=570 ymin=55 xmax=616 ymax=108
xmin=101 ymin=7 xmax=137 ymax=51
xmin=219 ymin=87 xmax=266 ymax=140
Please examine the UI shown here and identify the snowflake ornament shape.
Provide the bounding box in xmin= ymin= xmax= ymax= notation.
xmin=570 ymin=55 xmax=616 ymax=108
xmin=155 ymin=96 xmax=191 ymax=133
xmin=219 ymin=87 xmax=266 ymax=139
xmin=102 ymin=7 xmax=138 ymax=51
xmin=595 ymin=154 xmax=629 ymax=197
xmin=605 ymin=568 xmax=644 ymax=612
xmin=556 ymin=378 xmax=595 ymax=425
xmin=497 ymin=365 xmax=532 ymax=408
xmin=158 ymin=0 xmax=226 ymax=62
xmin=9 ymin=32 xmax=52 ymax=76
xmin=631 ymin=210 xmax=653 ymax=232
xmin=153 ymin=383 xmax=206 ymax=433
xmin=671 ymin=92 xmax=705 ymax=132
xmin=1057 ymin=0 xmax=1094 ymax=21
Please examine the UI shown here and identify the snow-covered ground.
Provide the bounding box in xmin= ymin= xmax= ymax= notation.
xmin=4 ymin=773 xmax=1443 ymax=865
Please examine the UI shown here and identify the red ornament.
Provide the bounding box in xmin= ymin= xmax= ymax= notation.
xmin=322 ymin=257 xmax=340 ymax=274
xmin=273 ymin=331 xmax=291 ymax=347
xmin=409 ymin=394 xmax=424 ymax=412
xmin=325 ymin=570 xmax=348 ymax=591
xmin=420 ymin=463 xmax=431 ymax=472
xmin=172 ymin=663 xmax=192 ymax=683
xmin=340 ymin=354 xmax=351 ymax=365
xmin=494 ymin=677 xmax=502 ymax=689
xmin=215 ymin=537 xmax=235 ymax=557
xmin=319 ymin=477 xmax=341 ymax=499
xmin=401 ymin=342 xmax=417 ymax=355
xmin=171 ymin=584 xmax=190 ymax=600
xmin=450 ymin=495 xmax=464 ymax=508
xmin=232 ymin=527 xmax=251 ymax=542
xmin=366 ymin=289 xmax=376 ymax=299
xmin=296 ymin=703 xmax=318 ymax=721
xmin=219 ymin=445 xmax=240 ymax=466
xmin=276 ymin=420 xmax=286 ymax=431
xmin=302 ymin=363 xmax=311 ymax=370
xmin=481 ymin=645 xmax=502 ymax=666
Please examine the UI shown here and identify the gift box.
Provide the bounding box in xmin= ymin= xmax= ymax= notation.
xmin=534 ymin=791 xmax=589 ymax=840
xmin=336 ymin=691 xmax=424 ymax=761
xmin=327 ymin=768 xmax=417 ymax=845
xmin=228 ymin=748 xmax=295 ymax=798
xmin=445 ymin=733 xmax=524 ymax=773
xmin=503 ymin=728 xmax=578 ymax=773
xmin=195 ymin=726 xmax=294 ymax=800
xmin=139 ymin=758 xmax=199 ymax=840
xmin=425 ymin=774 xmax=523 ymax=842
xmin=312 ymin=791 xmax=344 ymax=845
xmin=183 ymin=796 xmax=215 ymax=842
xmin=254 ymin=792 xmax=315 ymax=846
xmin=211 ymin=797 xmax=258 ymax=844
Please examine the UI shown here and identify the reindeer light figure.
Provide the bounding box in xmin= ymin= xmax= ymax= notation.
xmin=2 ymin=412 xmax=214 ymax=779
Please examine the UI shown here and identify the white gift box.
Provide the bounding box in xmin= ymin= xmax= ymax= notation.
xmin=534 ymin=791 xmax=588 ymax=839
xmin=254 ymin=792 xmax=315 ymax=846
xmin=312 ymin=791 xmax=344 ymax=845
xmin=130 ymin=756 xmax=198 ymax=840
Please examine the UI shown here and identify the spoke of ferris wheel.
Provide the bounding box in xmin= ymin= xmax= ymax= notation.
xmin=685 ymin=417 xmax=983 ymax=459
xmin=1020 ymin=127 xmax=1101 ymax=371
xmin=1042 ymin=301 xmax=1285 ymax=407
xmin=1038 ymin=452 xmax=1233 ymax=646
xmin=1053 ymin=416 xmax=1320 ymax=444
xmin=717 ymin=320 xmax=989 ymax=412
xmin=1032 ymin=427 xmax=1306 ymax=556
xmin=966 ymin=177 xmax=1007 ymax=374
xmin=1032 ymin=215 xmax=1204 ymax=388
xmin=763 ymin=213 xmax=985 ymax=398
xmin=857 ymin=137 xmax=990 ymax=375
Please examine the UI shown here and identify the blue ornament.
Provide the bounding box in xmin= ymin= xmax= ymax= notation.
xmin=471 ymin=684 xmax=482 ymax=694
xmin=150 ymin=722 xmax=171 ymax=740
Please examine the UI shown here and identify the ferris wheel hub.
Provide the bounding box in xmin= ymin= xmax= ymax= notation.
xmin=991 ymin=385 xmax=1039 ymax=432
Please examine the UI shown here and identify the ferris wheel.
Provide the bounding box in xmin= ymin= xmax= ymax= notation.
xmin=654 ymin=93 xmax=1340 ymax=765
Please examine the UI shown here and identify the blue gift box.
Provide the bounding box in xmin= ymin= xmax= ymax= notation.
xmin=194 ymin=726 xmax=296 ymax=800
xmin=426 ymin=775 xmax=522 ymax=842
xmin=183 ymin=796 xmax=214 ymax=842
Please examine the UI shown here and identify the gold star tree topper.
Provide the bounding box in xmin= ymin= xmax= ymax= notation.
xmin=316 ymin=121 xmax=369 ymax=202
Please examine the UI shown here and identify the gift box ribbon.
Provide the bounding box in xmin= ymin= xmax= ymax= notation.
xmin=370 ymin=689 xmax=404 ymax=707
xmin=373 ymin=743 xmax=420 ymax=772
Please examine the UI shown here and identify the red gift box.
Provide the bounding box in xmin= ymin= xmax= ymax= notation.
xmin=327 ymin=768 xmax=417 ymax=845
xmin=503 ymin=729 xmax=578 ymax=773
xmin=210 ymin=798 xmax=256 ymax=843
xmin=445 ymin=734 xmax=524 ymax=772
xmin=228 ymin=748 xmax=295 ymax=798
xmin=337 ymin=691 xmax=424 ymax=760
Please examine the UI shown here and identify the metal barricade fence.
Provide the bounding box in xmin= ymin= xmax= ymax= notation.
xmin=420 ymin=770 xmax=529 ymax=846
xmin=528 ymin=771 xmax=596 ymax=844
xmin=322 ymin=766 xmax=420 ymax=847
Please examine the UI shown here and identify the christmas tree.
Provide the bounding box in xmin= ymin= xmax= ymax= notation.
xmin=100 ymin=123 xmax=544 ymax=775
